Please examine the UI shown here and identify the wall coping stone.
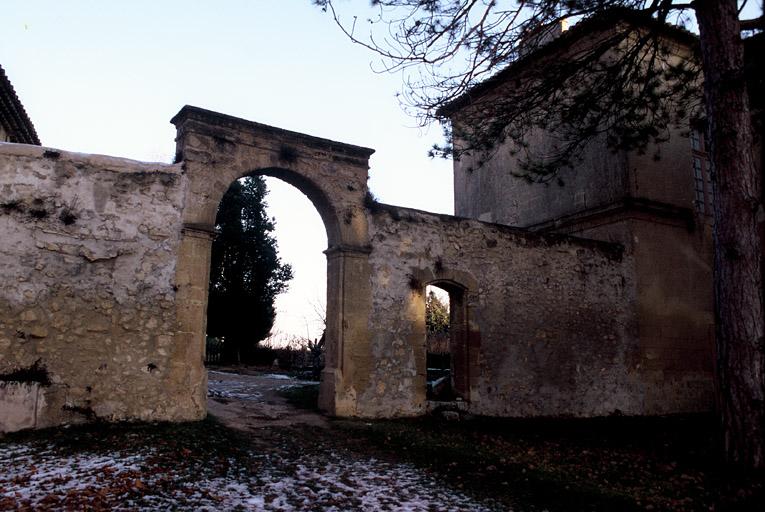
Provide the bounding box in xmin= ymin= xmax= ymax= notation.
xmin=369 ymin=201 xmax=625 ymax=261
xmin=0 ymin=142 xmax=182 ymax=175
xmin=171 ymin=105 xmax=376 ymax=159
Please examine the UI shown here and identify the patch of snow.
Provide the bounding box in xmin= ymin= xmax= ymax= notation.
xmin=207 ymin=371 xmax=316 ymax=400
xmin=0 ymin=443 xmax=146 ymax=507
xmin=262 ymin=374 xmax=293 ymax=380
xmin=207 ymin=370 xmax=234 ymax=377
xmin=0 ymin=440 xmax=502 ymax=511
xmin=276 ymin=383 xmax=317 ymax=391
xmin=3 ymin=369 xmax=500 ymax=510
xmin=207 ymin=377 xmax=264 ymax=401
xmin=190 ymin=449 xmax=501 ymax=511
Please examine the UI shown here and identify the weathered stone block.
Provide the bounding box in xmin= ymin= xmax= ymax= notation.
xmin=0 ymin=382 xmax=39 ymax=432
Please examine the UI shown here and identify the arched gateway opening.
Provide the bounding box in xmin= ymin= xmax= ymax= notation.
xmin=204 ymin=174 xmax=326 ymax=366
xmin=171 ymin=106 xmax=374 ymax=416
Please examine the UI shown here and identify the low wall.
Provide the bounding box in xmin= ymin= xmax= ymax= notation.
xmin=361 ymin=204 xmax=646 ymax=417
xmin=0 ymin=143 xmax=204 ymax=432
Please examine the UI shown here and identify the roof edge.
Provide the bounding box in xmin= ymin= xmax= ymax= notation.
xmin=0 ymin=65 xmax=41 ymax=145
xmin=437 ymin=8 xmax=699 ymax=118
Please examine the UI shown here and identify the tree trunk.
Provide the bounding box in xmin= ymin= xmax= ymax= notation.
xmin=695 ymin=0 xmax=765 ymax=468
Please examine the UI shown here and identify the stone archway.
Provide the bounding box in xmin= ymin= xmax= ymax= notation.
xmin=170 ymin=106 xmax=374 ymax=416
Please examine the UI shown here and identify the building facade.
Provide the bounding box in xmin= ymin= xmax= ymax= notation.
xmin=443 ymin=13 xmax=718 ymax=414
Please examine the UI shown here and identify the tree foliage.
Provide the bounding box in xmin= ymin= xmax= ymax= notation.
xmin=426 ymin=289 xmax=450 ymax=357
xmin=207 ymin=176 xmax=293 ymax=362
xmin=426 ymin=289 xmax=450 ymax=335
xmin=315 ymin=0 xmax=758 ymax=180
xmin=316 ymin=0 xmax=765 ymax=468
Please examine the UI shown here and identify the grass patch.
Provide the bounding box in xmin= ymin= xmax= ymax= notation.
xmin=3 ymin=409 xmax=763 ymax=511
xmin=278 ymin=383 xmax=320 ymax=411
xmin=1 ymin=415 xmax=250 ymax=460
xmin=332 ymin=414 xmax=765 ymax=512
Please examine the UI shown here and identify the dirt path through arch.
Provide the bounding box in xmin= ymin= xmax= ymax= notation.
xmin=206 ymin=369 xmax=327 ymax=430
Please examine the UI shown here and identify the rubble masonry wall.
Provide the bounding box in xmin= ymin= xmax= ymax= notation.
xmin=361 ymin=204 xmax=650 ymax=417
xmin=0 ymin=143 xmax=205 ymax=432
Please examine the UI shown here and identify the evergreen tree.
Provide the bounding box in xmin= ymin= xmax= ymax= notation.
xmin=207 ymin=176 xmax=293 ymax=363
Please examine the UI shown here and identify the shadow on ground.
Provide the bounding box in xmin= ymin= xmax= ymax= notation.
xmin=1 ymin=369 xmax=763 ymax=511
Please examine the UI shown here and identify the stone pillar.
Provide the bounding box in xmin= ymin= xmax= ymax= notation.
xmin=319 ymin=245 xmax=372 ymax=416
xmin=450 ymin=289 xmax=470 ymax=399
xmin=167 ymin=224 xmax=215 ymax=420
xmin=466 ymin=291 xmax=482 ymax=403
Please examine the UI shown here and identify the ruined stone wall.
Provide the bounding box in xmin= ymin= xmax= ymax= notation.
xmin=452 ymin=122 xmax=716 ymax=414
xmin=361 ymin=204 xmax=709 ymax=418
xmin=0 ymin=105 xmax=716 ymax=431
xmin=0 ymin=143 xmax=203 ymax=432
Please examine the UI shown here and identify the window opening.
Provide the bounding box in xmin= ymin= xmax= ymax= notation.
xmin=690 ymin=126 xmax=714 ymax=221
xmin=426 ymin=285 xmax=452 ymax=400
xmin=205 ymin=175 xmax=327 ymax=383
xmin=425 ymin=283 xmax=469 ymax=402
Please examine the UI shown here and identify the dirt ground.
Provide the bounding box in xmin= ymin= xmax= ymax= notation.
xmin=206 ymin=369 xmax=327 ymax=429
xmin=0 ymin=369 xmax=500 ymax=511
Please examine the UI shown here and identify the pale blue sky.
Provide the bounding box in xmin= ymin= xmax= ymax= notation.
xmin=1 ymin=0 xmax=453 ymax=342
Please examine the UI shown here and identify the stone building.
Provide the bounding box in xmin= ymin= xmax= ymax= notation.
xmin=441 ymin=12 xmax=717 ymax=421
xmin=0 ymin=65 xmax=40 ymax=145
xmin=3 ymin=13 xmax=756 ymax=432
